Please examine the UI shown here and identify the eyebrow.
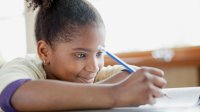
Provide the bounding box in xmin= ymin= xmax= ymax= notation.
xmin=72 ymin=48 xmax=92 ymax=52
xmin=72 ymin=47 xmax=104 ymax=52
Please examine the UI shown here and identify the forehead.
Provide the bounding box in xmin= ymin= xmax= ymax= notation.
xmin=70 ymin=25 xmax=105 ymax=48
xmin=53 ymin=25 xmax=105 ymax=51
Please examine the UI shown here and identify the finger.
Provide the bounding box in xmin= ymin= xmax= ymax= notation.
xmin=146 ymin=90 xmax=156 ymax=105
xmin=149 ymin=97 xmax=156 ymax=105
xmin=135 ymin=70 xmax=167 ymax=88
xmin=152 ymin=75 xmax=167 ymax=88
xmin=137 ymin=71 xmax=166 ymax=88
xmin=140 ymin=66 xmax=164 ymax=77
xmin=150 ymin=85 xmax=165 ymax=98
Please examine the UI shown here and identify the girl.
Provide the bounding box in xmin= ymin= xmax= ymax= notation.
xmin=0 ymin=0 xmax=166 ymax=111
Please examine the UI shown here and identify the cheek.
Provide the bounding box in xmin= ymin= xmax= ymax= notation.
xmin=60 ymin=59 xmax=83 ymax=73
xmin=49 ymin=55 xmax=84 ymax=80
xmin=52 ymin=61 xmax=84 ymax=81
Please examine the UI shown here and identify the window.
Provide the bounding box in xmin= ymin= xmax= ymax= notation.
xmin=0 ymin=0 xmax=26 ymax=61
xmin=89 ymin=0 xmax=200 ymax=53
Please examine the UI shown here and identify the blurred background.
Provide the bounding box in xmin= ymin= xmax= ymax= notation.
xmin=0 ymin=0 xmax=200 ymax=88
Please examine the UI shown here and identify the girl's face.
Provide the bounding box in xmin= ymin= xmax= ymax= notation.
xmin=45 ymin=25 xmax=105 ymax=83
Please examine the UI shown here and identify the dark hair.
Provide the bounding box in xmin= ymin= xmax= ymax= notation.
xmin=26 ymin=0 xmax=104 ymax=46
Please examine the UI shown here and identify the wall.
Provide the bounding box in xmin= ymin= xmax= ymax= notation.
xmin=104 ymin=46 xmax=200 ymax=88
xmin=25 ymin=7 xmax=37 ymax=54
xmin=162 ymin=66 xmax=199 ymax=88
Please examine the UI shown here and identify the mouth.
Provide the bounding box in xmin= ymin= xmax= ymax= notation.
xmin=77 ymin=76 xmax=95 ymax=83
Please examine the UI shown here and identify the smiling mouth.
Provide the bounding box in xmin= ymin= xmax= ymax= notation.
xmin=77 ymin=77 xmax=95 ymax=83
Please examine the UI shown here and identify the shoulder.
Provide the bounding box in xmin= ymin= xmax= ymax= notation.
xmin=0 ymin=54 xmax=46 ymax=93
xmin=0 ymin=54 xmax=46 ymax=79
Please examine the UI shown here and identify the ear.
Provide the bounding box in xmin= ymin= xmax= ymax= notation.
xmin=37 ymin=40 xmax=52 ymax=65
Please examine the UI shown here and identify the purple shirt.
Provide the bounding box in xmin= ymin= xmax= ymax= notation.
xmin=0 ymin=79 xmax=31 ymax=112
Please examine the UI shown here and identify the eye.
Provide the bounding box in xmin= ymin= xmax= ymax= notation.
xmin=75 ymin=53 xmax=86 ymax=58
xmin=96 ymin=52 xmax=103 ymax=57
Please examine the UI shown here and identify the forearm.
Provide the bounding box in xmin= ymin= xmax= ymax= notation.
xmin=11 ymin=80 xmax=115 ymax=111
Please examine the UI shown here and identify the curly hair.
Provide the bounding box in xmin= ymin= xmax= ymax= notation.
xmin=26 ymin=0 xmax=104 ymax=46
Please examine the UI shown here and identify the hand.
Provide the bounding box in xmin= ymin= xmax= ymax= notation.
xmin=113 ymin=67 xmax=167 ymax=107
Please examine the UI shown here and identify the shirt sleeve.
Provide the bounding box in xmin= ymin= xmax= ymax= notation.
xmin=0 ymin=79 xmax=31 ymax=112
xmin=0 ymin=68 xmax=32 ymax=94
xmin=0 ymin=58 xmax=44 ymax=111
xmin=95 ymin=64 xmax=140 ymax=82
xmin=0 ymin=56 xmax=46 ymax=112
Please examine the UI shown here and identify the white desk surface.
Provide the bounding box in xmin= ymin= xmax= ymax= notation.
xmin=71 ymin=87 xmax=200 ymax=112
xmin=71 ymin=106 xmax=200 ymax=112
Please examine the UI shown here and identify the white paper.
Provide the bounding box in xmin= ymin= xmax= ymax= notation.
xmin=140 ymin=87 xmax=200 ymax=108
xmin=72 ymin=88 xmax=200 ymax=112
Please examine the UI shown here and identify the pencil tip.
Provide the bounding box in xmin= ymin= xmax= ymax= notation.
xmin=163 ymin=93 xmax=171 ymax=99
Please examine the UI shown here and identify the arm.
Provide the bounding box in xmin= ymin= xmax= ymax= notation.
xmin=10 ymin=67 xmax=166 ymax=111
xmin=11 ymin=80 xmax=115 ymax=111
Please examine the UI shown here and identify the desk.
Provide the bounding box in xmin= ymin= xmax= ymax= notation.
xmin=72 ymin=87 xmax=200 ymax=112
xmin=72 ymin=106 xmax=200 ymax=112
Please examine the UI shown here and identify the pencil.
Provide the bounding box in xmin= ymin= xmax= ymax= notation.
xmin=99 ymin=46 xmax=136 ymax=73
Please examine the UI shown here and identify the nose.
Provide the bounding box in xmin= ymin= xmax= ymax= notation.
xmin=85 ymin=57 xmax=99 ymax=73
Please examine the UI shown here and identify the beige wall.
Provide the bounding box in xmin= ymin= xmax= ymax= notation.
xmin=25 ymin=7 xmax=37 ymax=54
xmin=161 ymin=66 xmax=199 ymax=88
